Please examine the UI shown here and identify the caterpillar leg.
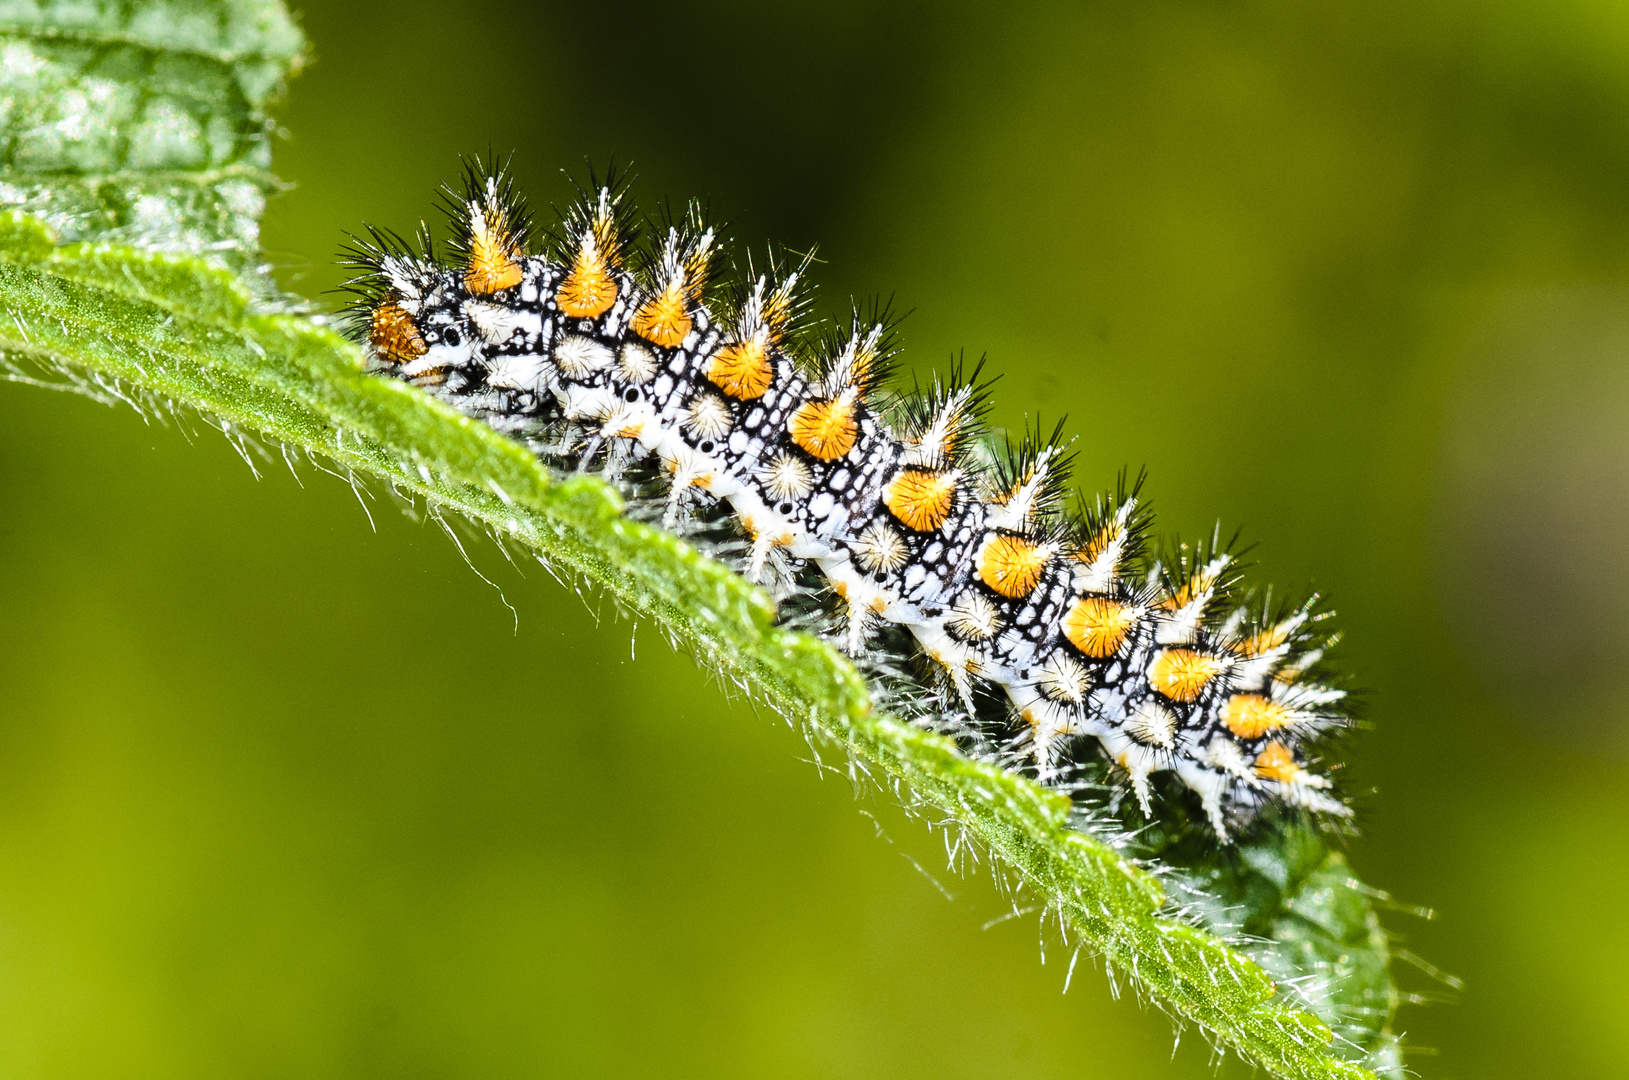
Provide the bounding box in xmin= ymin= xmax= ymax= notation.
xmin=1175 ymin=761 xmax=1232 ymax=840
xmin=843 ymin=599 xmax=872 ymax=655
xmin=747 ymin=531 xmax=783 ymax=582
xmin=1020 ymin=707 xmax=1074 ymax=783
xmin=936 ymin=654 xmax=979 ymax=721
xmin=663 ymin=449 xmax=716 ymax=529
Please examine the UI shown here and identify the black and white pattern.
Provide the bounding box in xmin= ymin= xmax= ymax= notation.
xmin=342 ymin=161 xmax=1352 ymax=839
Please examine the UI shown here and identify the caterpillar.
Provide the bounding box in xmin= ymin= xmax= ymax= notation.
xmin=341 ymin=160 xmax=1353 ymax=840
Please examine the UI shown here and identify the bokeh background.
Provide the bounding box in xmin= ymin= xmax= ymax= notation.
xmin=2 ymin=1 xmax=1628 ymax=1076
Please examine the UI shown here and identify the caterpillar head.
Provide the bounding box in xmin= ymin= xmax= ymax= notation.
xmin=339 ymin=227 xmax=482 ymax=385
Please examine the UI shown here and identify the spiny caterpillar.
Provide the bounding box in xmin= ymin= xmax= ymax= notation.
xmin=341 ymin=160 xmax=1353 ymax=839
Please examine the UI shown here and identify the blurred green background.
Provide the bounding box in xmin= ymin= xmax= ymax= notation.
xmin=3 ymin=0 xmax=1628 ymax=1076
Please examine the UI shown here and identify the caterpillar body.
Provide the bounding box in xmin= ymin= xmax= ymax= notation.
xmin=343 ymin=162 xmax=1352 ymax=839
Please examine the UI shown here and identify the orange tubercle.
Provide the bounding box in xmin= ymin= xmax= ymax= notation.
xmin=557 ymin=243 xmax=618 ymax=318
xmin=1148 ymin=648 xmax=1224 ymax=703
xmin=1239 ymin=623 xmax=1291 ymax=658
xmin=977 ymin=534 xmax=1052 ymax=598
xmin=464 ymin=225 xmax=524 ymax=295
xmin=633 ymin=285 xmax=692 ymax=347
xmin=1253 ymin=741 xmax=1302 ymax=784
xmin=788 ymin=395 xmax=858 ymax=461
xmin=1062 ymin=596 xmax=1135 ymax=658
xmin=1159 ymin=572 xmax=1216 ymax=611
xmin=708 ymin=339 xmax=773 ymax=399
xmin=1220 ymin=694 xmax=1292 ymax=739
xmin=1075 ymin=520 xmax=1121 ymax=565
xmin=883 ymin=468 xmax=958 ymax=532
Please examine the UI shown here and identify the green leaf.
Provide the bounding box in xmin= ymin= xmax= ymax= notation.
xmin=0 ymin=0 xmax=303 ymax=282
xmin=0 ymin=3 xmax=1413 ymax=1079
